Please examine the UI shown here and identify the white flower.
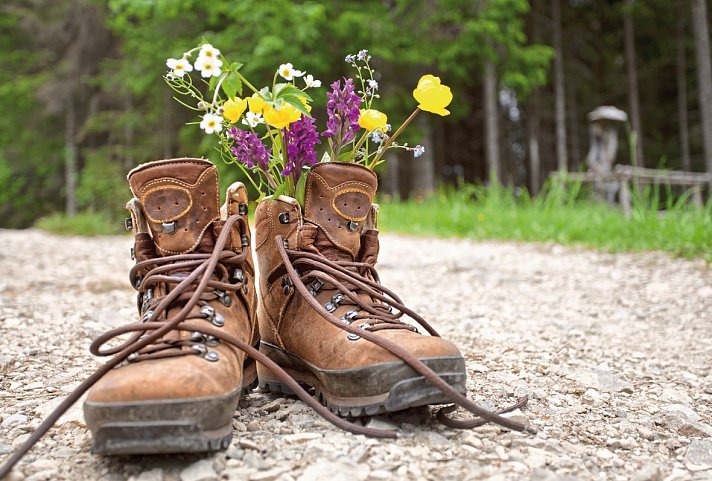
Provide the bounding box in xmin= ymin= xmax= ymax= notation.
xmin=368 ymin=79 xmax=379 ymax=90
xmin=194 ymin=56 xmax=223 ymax=77
xmin=357 ymin=49 xmax=369 ymax=61
xmin=304 ymin=74 xmax=322 ymax=88
xmin=242 ymin=112 xmax=264 ymax=128
xmin=200 ymin=114 xmax=224 ymax=134
xmin=413 ymin=145 xmax=425 ymax=158
xmin=166 ymin=58 xmax=193 ymax=77
xmin=199 ymin=44 xmax=221 ymax=60
xmin=278 ymin=63 xmax=304 ymax=80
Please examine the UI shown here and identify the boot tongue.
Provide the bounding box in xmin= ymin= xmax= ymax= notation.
xmin=302 ymin=162 xmax=377 ymax=261
xmin=128 ymin=158 xmax=220 ymax=256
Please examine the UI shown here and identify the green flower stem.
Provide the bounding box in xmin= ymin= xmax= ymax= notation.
xmin=235 ymin=71 xmax=260 ymax=95
xmin=352 ymin=131 xmax=370 ymax=162
xmin=211 ymin=72 xmax=228 ymax=108
xmin=369 ymin=107 xmax=421 ymax=168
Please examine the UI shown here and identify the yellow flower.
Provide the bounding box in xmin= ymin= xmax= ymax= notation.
xmin=358 ymin=109 xmax=388 ymax=132
xmin=412 ymin=74 xmax=453 ymax=116
xmin=247 ymin=93 xmax=268 ymax=114
xmin=263 ymin=103 xmax=301 ymax=129
xmin=222 ymin=97 xmax=247 ymax=123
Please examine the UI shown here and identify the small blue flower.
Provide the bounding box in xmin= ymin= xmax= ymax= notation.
xmin=370 ymin=130 xmax=384 ymax=144
xmin=413 ymin=145 xmax=425 ymax=158
xmin=357 ymin=49 xmax=369 ymax=61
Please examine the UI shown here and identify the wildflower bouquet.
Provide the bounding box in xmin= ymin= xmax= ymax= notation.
xmin=165 ymin=45 xmax=452 ymax=201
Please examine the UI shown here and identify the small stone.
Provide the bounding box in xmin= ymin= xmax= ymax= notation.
xmin=661 ymin=388 xmax=693 ymax=405
xmin=26 ymin=471 xmax=57 ymax=481
xmin=663 ymin=403 xmax=700 ymax=421
xmin=297 ymin=460 xmax=369 ymax=481
xmin=631 ymin=463 xmax=663 ymax=481
xmin=243 ymin=451 xmax=267 ymax=470
xmin=469 ymin=363 xmax=490 ymax=373
xmin=250 ymin=468 xmax=290 ymax=481
xmin=261 ymin=398 xmax=286 ymax=413
xmin=238 ymin=439 xmax=261 ymax=451
xmin=136 ymin=468 xmax=164 ymax=481
xmin=530 ymin=468 xmax=559 ymax=481
xmin=365 ymin=417 xmax=399 ymax=431
xmin=246 ymin=420 xmax=261 ymax=432
xmin=179 ymin=459 xmax=217 ymax=481
xmin=596 ymin=448 xmax=614 ymax=460
xmin=2 ymin=413 xmax=27 ymax=428
xmin=282 ymin=432 xmax=323 ymax=443
xmin=0 ymin=443 xmax=12 ymax=454
xmin=573 ymin=368 xmax=633 ymax=393
xmin=685 ymin=439 xmax=712 ymax=471
xmin=367 ymin=470 xmax=391 ymax=481
xmin=500 ymin=408 xmax=529 ymax=428
xmin=582 ymin=388 xmax=601 ymax=405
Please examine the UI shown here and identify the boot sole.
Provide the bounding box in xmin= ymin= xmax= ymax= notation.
xmin=83 ymin=361 xmax=257 ymax=455
xmin=257 ymin=342 xmax=466 ymax=417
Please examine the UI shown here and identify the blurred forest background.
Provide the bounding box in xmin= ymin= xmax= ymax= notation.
xmin=1 ymin=0 xmax=712 ymax=231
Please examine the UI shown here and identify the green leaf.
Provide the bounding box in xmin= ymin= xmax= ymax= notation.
xmin=272 ymin=181 xmax=287 ymax=199
xmin=274 ymin=83 xmax=312 ymax=102
xmin=222 ymin=72 xmax=242 ymax=99
xmin=230 ymin=62 xmax=243 ymax=71
xmin=295 ymin=166 xmax=309 ymax=207
xmin=282 ymin=95 xmax=312 ymax=117
xmin=209 ymin=75 xmax=219 ymax=92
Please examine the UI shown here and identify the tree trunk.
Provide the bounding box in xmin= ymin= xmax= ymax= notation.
xmin=552 ymin=0 xmax=568 ymax=172
xmin=484 ymin=60 xmax=501 ymax=182
xmin=64 ymin=98 xmax=77 ymax=217
xmin=527 ymin=94 xmax=542 ymax=196
xmin=691 ymin=0 xmax=712 ymax=188
xmin=678 ymin=16 xmax=692 ymax=172
xmin=410 ymin=115 xmax=436 ymax=197
xmin=624 ymin=0 xmax=644 ymax=167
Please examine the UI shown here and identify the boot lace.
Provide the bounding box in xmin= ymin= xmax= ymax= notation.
xmin=275 ymin=234 xmax=534 ymax=433
xmin=0 ymin=216 xmax=533 ymax=478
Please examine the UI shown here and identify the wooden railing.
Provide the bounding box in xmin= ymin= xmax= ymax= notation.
xmin=550 ymin=165 xmax=711 ymax=217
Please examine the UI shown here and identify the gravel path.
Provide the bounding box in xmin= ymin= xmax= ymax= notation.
xmin=0 ymin=228 xmax=711 ymax=481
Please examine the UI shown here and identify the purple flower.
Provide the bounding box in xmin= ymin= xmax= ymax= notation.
xmin=322 ymin=78 xmax=362 ymax=156
xmin=227 ymin=127 xmax=270 ymax=171
xmin=283 ymin=116 xmax=320 ymax=182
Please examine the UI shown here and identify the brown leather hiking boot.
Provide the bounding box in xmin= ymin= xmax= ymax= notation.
xmin=83 ymin=158 xmax=259 ymax=454
xmin=254 ymin=162 xmax=467 ymax=416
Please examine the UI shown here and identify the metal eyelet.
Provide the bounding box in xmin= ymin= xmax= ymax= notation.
xmin=212 ymin=313 xmax=224 ymax=327
xmin=233 ymin=269 xmax=244 ymax=283
xmin=282 ymin=238 xmax=289 ymax=249
xmin=124 ymin=217 xmax=133 ymax=231
xmin=134 ymin=276 xmax=143 ymax=289
xmin=344 ymin=310 xmax=358 ymax=322
xmin=192 ymin=344 xmax=207 ymax=354
xmin=325 ymin=302 xmax=336 ymax=312
xmin=347 ymin=221 xmax=359 ymax=232
xmin=206 ymin=336 xmax=220 ymax=347
xmin=214 ymin=290 xmax=232 ymax=307
xmin=201 ymin=305 xmax=215 ymax=319
xmin=278 ymin=212 xmax=290 ymax=224
xmin=141 ymin=310 xmax=154 ymax=322
xmin=162 ymin=221 xmax=177 ymax=234
xmin=331 ymin=294 xmax=343 ymax=305
xmin=308 ymin=279 xmax=324 ymax=297
xmin=130 ymin=247 xmax=135 ymax=260
xmin=190 ymin=332 xmax=204 ymax=342
xmin=238 ymin=203 xmax=248 ymax=216
xmin=205 ymin=351 xmax=219 ymax=362
xmin=241 ymin=234 xmax=250 ymax=247
xmin=347 ymin=323 xmax=371 ymax=341
xmin=281 ymin=276 xmax=293 ymax=295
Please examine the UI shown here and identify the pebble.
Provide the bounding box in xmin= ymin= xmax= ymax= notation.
xmin=179 ymin=460 xmax=217 ymax=481
xmin=135 ymin=469 xmax=164 ymax=481
xmin=2 ymin=231 xmax=712 ymax=480
xmin=2 ymin=413 xmax=27 ymax=428
xmin=685 ymin=439 xmax=712 ymax=471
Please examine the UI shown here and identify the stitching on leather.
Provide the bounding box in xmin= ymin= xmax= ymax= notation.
xmin=331 ymin=187 xmax=371 ymax=222
xmin=141 ymin=185 xmax=192 ymax=223
xmin=304 ymin=172 xmax=373 ymax=256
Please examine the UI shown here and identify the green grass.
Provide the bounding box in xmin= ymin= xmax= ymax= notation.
xmin=35 ymin=211 xmax=125 ymax=236
xmin=378 ymin=182 xmax=712 ymax=262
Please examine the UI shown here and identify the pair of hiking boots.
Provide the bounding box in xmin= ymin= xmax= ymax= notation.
xmin=77 ymin=157 xmax=529 ymax=454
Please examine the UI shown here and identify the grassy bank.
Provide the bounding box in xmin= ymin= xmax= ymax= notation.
xmin=378 ymin=183 xmax=712 ymax=262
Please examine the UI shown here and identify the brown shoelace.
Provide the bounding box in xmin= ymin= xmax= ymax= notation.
xmin=0 ymin=216 xmax=532 ymax=478
xmin=276 ymin=234 xmax=535 ymax=432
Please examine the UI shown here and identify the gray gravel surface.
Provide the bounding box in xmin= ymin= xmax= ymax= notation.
xmin=0 ymin=228 xmax=711 ymax=481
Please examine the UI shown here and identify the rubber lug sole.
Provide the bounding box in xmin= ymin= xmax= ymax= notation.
xmin=257 ymin=345 xmax=466 ymax=417
xmin=84 ymin=365 xmax=257 ymax=455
